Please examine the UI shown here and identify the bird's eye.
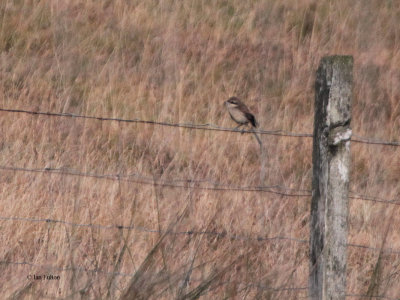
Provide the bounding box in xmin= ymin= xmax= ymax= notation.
xmin=227 ymin=98 xmax=238 ymax=104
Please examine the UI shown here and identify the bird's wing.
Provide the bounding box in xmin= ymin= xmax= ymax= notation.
xmin=245 ymin=112 xmax=257 ymax=127
xmin=238 ymin=102 xmax=252 ymax=115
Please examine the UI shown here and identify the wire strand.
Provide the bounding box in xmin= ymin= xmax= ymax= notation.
xmin=1 ymin=107 xmax=399 ymax=146
xmin=0 ymin=165 xmax=311 ymax=197
xmin=0 ymin=215 xmax=308 ymax=244
xmin=2 ymin=165 xmax=400 ymax=207
xmin=2 ymin=215 xmax=400 ymax=256
xmin=0 ymin=107 xmax=312 ymax=137
xmin=346 ymin=293 xmax=398 ymax=300
xmin=349 ymin=193 xmax=400 ymax=206
xmin=352 ymin=134 xmax=400 ymax=147
xmin=0 ymin=260 xmax=134 ymax=277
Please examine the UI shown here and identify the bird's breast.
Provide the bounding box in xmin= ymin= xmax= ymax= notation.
xmin=228 ymin=107 xmax=249 ymax=124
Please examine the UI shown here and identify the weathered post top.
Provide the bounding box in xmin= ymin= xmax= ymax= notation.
xmin=315 ymin=55 xmax=353 ymax=127
xmin=310 ymin=55 xmax=353 ymax=300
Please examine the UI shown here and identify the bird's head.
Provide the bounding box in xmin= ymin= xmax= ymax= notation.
xmin=225 ymin=97 xmax=240 ymax=108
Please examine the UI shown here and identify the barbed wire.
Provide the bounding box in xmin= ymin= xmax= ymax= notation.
xmin=1 ymin=107 xmax=399 ymax=146
xmin=0 ymin=215 xmax=309 ymax=244
xmin=0 ymin=165 xmax=311 ymax=197
xmin=2 ymin=164 xmax=400 ymax=207
xmin=0 ymin=107 xmax=313 ymax=138
xmin=0 ymin=260 xmax=134 ymax=278
xmin=352 ymin=134 xmax=400 ymax=147
xmin=349 ymin=193 xmax=400 ymax=206
xmin=346 ymin=243 xmax=400 ymax=255
xmin=241 ymin=283 xmax=308 ymax=292
xmin=2 ymin=215 xmax=400 ymax=256
xmin=346 ymin=293 xmax=399 ymax=300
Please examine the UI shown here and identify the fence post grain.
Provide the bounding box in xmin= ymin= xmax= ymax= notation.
xmin=309 ymin=56 xmax=353 ymax=300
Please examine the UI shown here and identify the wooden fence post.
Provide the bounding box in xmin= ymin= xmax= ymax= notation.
xmin=309 ymin=56 xmax=353 ymax=300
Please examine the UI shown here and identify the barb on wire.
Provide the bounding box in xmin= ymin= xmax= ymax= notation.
xmin=0 ymin=215 xmax=309 ymax=244
xmin=347 ymin=243 xmax=400 ymax=255
xmin=349 ymin=192 xmax=400 ymax=206
xmin=352 ymin=134 xmax=400 ymax=147
xmin=346 ymin=293 xmax=398 ymax=300
xmin=239 ymin=282 xmax=308 ymax=292
xmin=0 ymin=165 xmax=311 ymax=197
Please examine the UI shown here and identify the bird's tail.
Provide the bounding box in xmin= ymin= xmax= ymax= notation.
xmin=251 ymin=130 xmax=262 ymax=147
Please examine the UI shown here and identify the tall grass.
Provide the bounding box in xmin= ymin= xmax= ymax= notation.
xmin=0 ymin=0 xmax=399 ymax=298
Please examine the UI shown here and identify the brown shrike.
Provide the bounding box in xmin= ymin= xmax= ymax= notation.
xmin=225 ymin=97 xmax=258 ymax=129
xmin=224 ymin=96 xmax=261 ymax=146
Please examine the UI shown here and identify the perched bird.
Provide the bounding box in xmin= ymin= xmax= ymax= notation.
xmin=224 ymin=96 xmax=258 ymax=129
xmin=224 ymin=96 xmax=262 ymax=147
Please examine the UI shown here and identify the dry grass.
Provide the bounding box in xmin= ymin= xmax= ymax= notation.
xmin=0 ymin=0 xmax=400 ymax=299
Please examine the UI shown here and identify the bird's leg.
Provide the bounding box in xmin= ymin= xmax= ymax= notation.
xmin=241 ymin=124 xmax=248 ymax=134
xmin=234 ymin=124 xmax=247 ymax=134
xmin=234 ymin=124 xmax=243 ymax=131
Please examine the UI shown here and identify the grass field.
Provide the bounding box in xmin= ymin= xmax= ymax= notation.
xmin=1 ymin=0 xmax=400 ymax=299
